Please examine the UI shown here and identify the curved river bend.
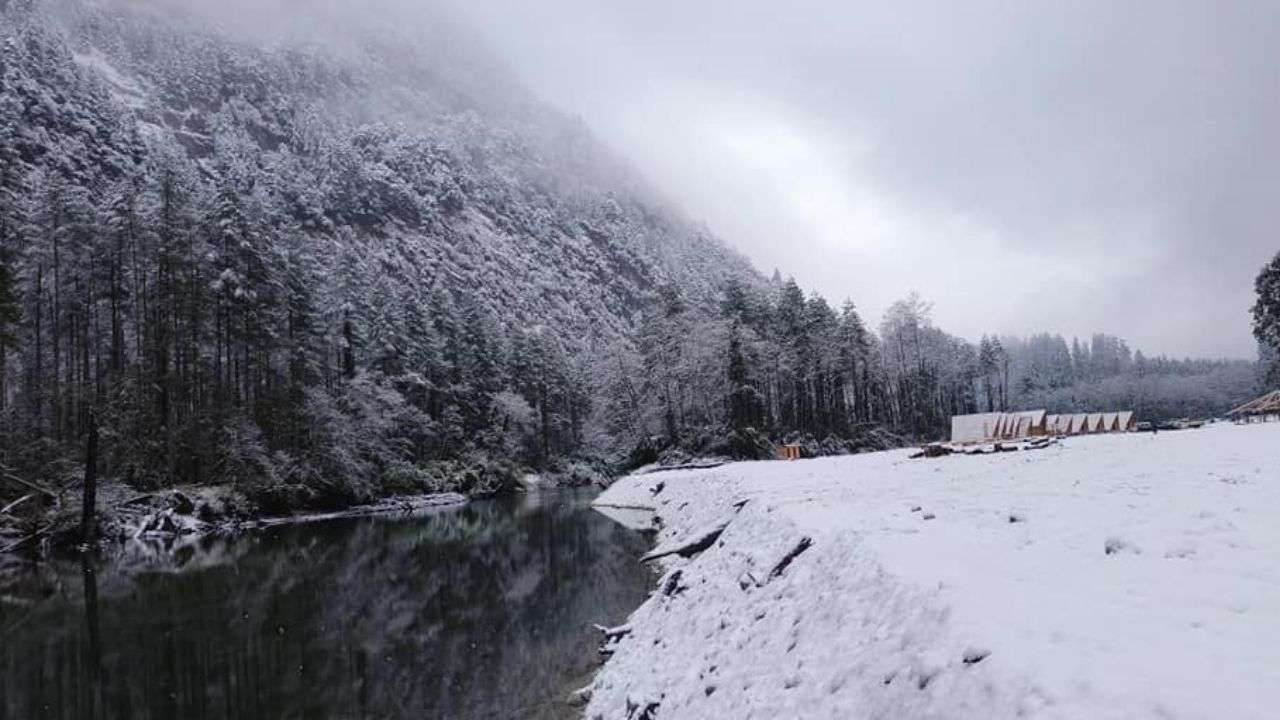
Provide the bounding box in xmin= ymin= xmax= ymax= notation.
xmin=0 ymin=490 xmax=653 ymax=719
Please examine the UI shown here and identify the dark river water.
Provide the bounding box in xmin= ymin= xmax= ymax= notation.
xmin=0 ymin=490 xmax=654 ymax=720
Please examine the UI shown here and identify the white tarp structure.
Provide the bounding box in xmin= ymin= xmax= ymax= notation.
xmin=951 ymin=413 xmax=1003 ymax=444
xmin=952 ymin=409 xmax=1137 ymax=443
xmin=950 ymin=410 xmax=1048 ymax=444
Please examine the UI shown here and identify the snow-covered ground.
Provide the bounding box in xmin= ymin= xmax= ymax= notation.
xmin=587 ymin=422 xmax=1280 ymax=719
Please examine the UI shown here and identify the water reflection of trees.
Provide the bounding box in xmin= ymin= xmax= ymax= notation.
xmin=0 ymin=492 xmax=653 ymax=719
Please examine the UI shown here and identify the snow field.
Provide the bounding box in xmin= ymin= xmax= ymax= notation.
xmin=588 ymin=422 xmax=1280 ymax=719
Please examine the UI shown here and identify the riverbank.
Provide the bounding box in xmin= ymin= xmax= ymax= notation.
xmin=586 ymin=421 xmax=1280 ymax=718
xmin=0 ymin=479 xmax=469 ymax=566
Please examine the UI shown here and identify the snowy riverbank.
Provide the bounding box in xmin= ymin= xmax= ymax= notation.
xmin=586 ymin=422 xmax=1280 ymax=719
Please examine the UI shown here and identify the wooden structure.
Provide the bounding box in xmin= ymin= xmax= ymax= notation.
xmin=776 ymin=444 xmax=803 ymax=461
xmin=1227 ymin=390 xmax=1280 ymax=422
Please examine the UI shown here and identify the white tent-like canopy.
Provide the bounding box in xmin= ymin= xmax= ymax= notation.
xmin=951 ymin=413 xmax=1001 ymax=444
xmin=950 ymin=409 xmax=1137 ymax=443
xmin=1071 ymin=414 xmax=1090 ymax=434
xmin=950 ymin=410 xmax=1048 ymax=444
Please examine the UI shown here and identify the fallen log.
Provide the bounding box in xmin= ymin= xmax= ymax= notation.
xmin=250 ymin=493 xmax=467 ymax=528
xmin=640 ymin=518 xmax=730 ymax=563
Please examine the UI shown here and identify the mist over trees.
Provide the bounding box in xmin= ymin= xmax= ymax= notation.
xmin=0 ymin=0 xmax=1264 ymax=516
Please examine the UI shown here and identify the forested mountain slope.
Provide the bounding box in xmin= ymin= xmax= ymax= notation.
xmin=5 ymin=0 xmax=754 ymax=338
xmin=0 ymin=0 xmax=760 ymax=508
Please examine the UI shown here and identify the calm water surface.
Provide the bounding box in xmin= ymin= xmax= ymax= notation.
xmin=0 ymin=490 xmax=653 ymax=719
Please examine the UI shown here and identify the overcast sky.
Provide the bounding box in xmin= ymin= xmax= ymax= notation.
xmin=436 ymin=0 xmax=1278 ymax=359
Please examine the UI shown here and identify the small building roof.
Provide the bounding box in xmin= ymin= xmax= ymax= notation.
xmin=1227 ymin=390 xmax=1280 ymax=416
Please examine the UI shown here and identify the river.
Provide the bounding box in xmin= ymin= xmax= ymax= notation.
xmin=0 ymin=489 xmax=654 ymax=719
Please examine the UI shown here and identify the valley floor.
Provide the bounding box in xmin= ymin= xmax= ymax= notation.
xmin=587 ymin=421 xmax=1280 ymax=719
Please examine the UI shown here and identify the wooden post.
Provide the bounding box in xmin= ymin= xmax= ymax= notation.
xmin=80 ymin=409 xmax=98 ymax=545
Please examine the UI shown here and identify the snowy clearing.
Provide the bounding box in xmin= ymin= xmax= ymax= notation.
xmin=587 ymin=422 xmax=1280 ymax=719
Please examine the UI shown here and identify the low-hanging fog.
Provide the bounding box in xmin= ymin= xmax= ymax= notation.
xmin=134 ymin=0 xmax=1278 ymax=358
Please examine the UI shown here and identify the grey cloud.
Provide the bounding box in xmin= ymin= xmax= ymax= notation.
xmin=123 ymin=0 xmax=1279 ymax=357
xmin=444 ymin=0 xmax=1277 ymax=358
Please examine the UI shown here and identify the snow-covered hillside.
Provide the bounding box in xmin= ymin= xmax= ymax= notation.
xmin=590 ymin=422 xmax=1280 ymax=719
xmin=2 ymin=0 xmax=758 ymax=344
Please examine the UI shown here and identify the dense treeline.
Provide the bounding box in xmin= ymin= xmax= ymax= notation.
xmin=598 ymin=283 xmax=985 ymax=461
xmin=990 ymin=333 xmax=1259 ymax=421
xmin=599 ymin=286 xmax=1261 ymax=465
xmin=0 ymin=141 xmax=605 ymax=508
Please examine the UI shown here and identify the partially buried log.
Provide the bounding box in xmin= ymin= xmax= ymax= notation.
xmin=640 ymin=518 xmax=730 ymax=563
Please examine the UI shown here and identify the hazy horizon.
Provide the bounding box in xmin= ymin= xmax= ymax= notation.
xmin=441 ymin=0 xmax=1275 ymax=360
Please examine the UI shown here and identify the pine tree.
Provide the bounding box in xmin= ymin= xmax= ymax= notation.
xmin=1253 ymin=251 xmax=1280 ymax=384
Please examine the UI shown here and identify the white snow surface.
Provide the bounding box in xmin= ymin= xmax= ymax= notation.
xmin=587 ymin=422 xmax=1280 ymax=719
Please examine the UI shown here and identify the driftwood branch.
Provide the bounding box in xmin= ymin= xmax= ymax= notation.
xmin=250 ymin=493 xmax=467 ymax=528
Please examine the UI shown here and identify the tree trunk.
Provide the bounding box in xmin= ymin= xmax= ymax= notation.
xmin=80 ymin=409 xmax=99 ymax=545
